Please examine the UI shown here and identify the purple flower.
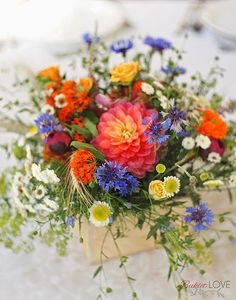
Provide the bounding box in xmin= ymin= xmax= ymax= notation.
xmin=66 ymin=216 xmax=75 ymax=228
xmin=82 ymin=33 xmax=100 ymax=45
xmin=231 ymin=237 xmax=236 ymax=245
xmin=161 ymin=66 xmax=186 ymax=76
xmin=162 ymin=101 xmax=188 ymax=133
xmin=143 ymin=114 xmax=171 ymax=144
xmin=34 ymin=113 xmax=61 ymax=139
xmin=144 ymin=36 xmax=172 ymax=52
xmin=95 ymin=161 xmax=138 ymax=197
xmin=110 ymin=39 xmax=133 ymax=56
xmin=185 ymin=202 xmax=214 ymax=232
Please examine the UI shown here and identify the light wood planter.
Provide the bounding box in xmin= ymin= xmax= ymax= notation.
xmin=77 ymin=189 xmax=236 ymax=264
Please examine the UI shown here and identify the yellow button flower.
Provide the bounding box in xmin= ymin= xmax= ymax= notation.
xmin=110 ymin=61 xmax=141 ymax=85
xmin=149 ymin=180 xmax=166 ymax=200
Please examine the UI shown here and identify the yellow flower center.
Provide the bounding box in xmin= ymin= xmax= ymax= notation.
xmin=122 ymin=129 xmax=133 ymax=140
xmin=92 ymin=205 xmax=110 ymax=222
xmin=165 ymin=179 xmax=178 ymax=194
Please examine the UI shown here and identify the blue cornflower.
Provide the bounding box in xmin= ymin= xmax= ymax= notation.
xmin=161 ymin=66 xmax=186 ymax=76
xmin=34 ymin=113 xmax=61 ymax=138
xmin=82 ymin=33 xmax=100 ymax=45
xmin=162 ymin=100 xmax=188 ymax=134
xmin=144 ymin=36 xmax=172 ymax=52
xmin=184 ymin=202 xmax=214 ymax=232
xmin=95 ymin=161 xmax=139 ymax=197
xmin=110 ymin=39 xmax=133 ymax=56
xmin=143 ymin=114 xmax=171 ymax=144
xmin=66 ymin=216 xmax=75 ymax=228
xmin=231 ymin=237 xmax=236 ymax=245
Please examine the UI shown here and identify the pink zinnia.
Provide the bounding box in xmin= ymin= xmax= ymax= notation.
xmin=93 ymin=102 xmax=159 ymax=178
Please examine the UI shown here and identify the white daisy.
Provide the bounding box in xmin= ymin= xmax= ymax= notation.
xmin=54 ymin=93 xmax=67 ymax=108
xmin=195 ymin=134 xmax=211 ymax=149
xmin=33 ymin=185 xmax=47 ymax=199
xmin=41 ymin=104 xmax=55 ymax=115
xmin=163 ymin=176 xmax=181 ymax=198
xmin=207 ymin=152 xmax=221 ymax=164
xmin=141 ymin=82 xmax=154 ymax=95
xmin=182 ymin=137 xmax=195 ymax=150
xmin=89 ymin=201 xmax=111 ymax=227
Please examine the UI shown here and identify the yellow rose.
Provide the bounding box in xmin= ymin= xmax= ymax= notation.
xmin=148 ymin=180 xmax=166 ymax=200
xmin=79 ymin=77 xmax=93 ymax=94
xmin=38 ymin=66 xmax=61 ymax=82
xmin=110 ymin=61 xmax=141 ymax=85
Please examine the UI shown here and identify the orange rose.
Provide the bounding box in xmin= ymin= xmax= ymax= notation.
xmin=79 ymin=77 xmax=93 ymax=93
xmin=38 ymin=66 xmax=61 ymax=82
xmin=111 ymin=61 xmax=141 ymax=85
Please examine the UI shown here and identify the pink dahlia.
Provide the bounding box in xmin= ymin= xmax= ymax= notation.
xmin=93 ymin=102 xmax=159 ymax=178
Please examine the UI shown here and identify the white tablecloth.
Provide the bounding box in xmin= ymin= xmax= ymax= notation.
xmin=0 ymin=1 xmax=236 ymax=299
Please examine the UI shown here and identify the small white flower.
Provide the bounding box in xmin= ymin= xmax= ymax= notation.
xmin=229 ymin=174 xmax=236 ymax=187
xmin=89 ymin=201 xmax=111 ymax=227
xmin=31 ymin=163 xmax=60 ymax=184
xmin=195 ymin=134 xmax=211 ymax=149
xmin=41 ymin=104 xmax=55 ymax=115
xmin=153 ymin=81 xmax=165 ymax=90
xmin=44 ymin=198 xmax=59 ymax=211
xmin=24 ymin=204 xmax=36 ymax=213
xmin=35 ymin=203 xmax=54 ymax=213
xmin=33 ymin=185 xmax=47 ymax=199
xmin=31 ymin=163 xmax=42 ymax=180
xmin=207 ymin=152 xmax=221 ymax=164
xmin=156 ymin=90 xmax=169 ymax=110
xmin=141 ymin=82 xmax=154 ymax=95
xmin=42 ymin=169 xmax=60 ymax=184
xmin=182 ymin=137 xmax=195 ymax=150
xmin=54 ymin=93 xmax=67 ymax=108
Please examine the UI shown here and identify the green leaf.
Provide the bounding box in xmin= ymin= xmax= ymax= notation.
xmin=70 ymin=125 xmax=92 ymax=140
xmin=84 ymin=117 xmax=98 ymax=136
xmin=0 ymin=176 xmax=7 ymax=196
xmin=71 ymin=141 xmax=105 ymax=161
xmin=147 ymin=216 xmax=170 ymax=240
xmin=93 ymin=265 xmax=103 ymax=278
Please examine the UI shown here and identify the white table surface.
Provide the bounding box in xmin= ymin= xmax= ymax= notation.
xmin=0 ymin=1 xmax=236 ymax=299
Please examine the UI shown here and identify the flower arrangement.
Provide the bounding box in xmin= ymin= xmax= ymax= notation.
xmin=0 ymin=33 xmax=236 ymax=299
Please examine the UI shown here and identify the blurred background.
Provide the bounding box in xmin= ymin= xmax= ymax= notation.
xmin=0 ymin=1 xmax=236 ymax=299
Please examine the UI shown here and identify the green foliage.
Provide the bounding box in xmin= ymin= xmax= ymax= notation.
xmin=71 ymin=141 xmax=105 ymax=161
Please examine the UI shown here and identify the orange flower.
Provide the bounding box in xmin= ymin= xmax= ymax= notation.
xmin=38 ymin=66 xmax=61 ymax=82
xmin=79 ymin=77 xmax=93 ymax=94
xmin=71 ymin=117 xmax=85 ymax=142
xmin=69 ymin=149 xmax=95 ymax=185
xmin=197 ymin=109 xmax=228 ymax=139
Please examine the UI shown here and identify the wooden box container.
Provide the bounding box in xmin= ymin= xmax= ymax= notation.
xmin=77 ymin=189 xmax=236 ymax=264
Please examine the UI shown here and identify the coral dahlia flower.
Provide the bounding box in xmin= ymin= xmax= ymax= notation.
xmin=93 ymin=102 xmax=159 ymax=178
